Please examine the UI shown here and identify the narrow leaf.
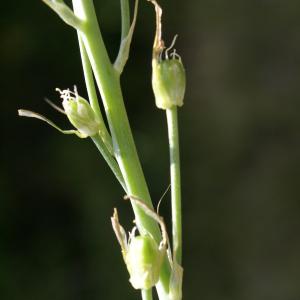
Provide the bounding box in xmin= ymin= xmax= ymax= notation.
xmin=42 ymin=0 xmax=82 ymax=29
xmin=114 ymin=0 xmax=139 ymax=74
xmin=18 ymin=109 xmax=86 ymax=138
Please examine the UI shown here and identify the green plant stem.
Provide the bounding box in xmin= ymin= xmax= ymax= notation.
xmin=142 ymin=289 xmax=153 ymax=300
xmin=77 ymin=36 xmax=102 ymax=120
xmin=166 ymin=107 xmax=182 ymax=265
xmin=120 ymin=0 xmax=130 ymax=40
xmin=92 ymin=135 xmax=126 ymax=192
xmin=77 ymin=33 xmax=125 ymax=189
xmin=72 ymin=0 xmax=158 ymax=239
xmin=72 ymin=0 xmax=171 ymax=295
xmin=77 ymin=35 xmax=114 ymax=156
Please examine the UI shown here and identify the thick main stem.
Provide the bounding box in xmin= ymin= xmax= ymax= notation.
xmin=166 ymin=107 xmax=182 ymax=264
xmin=72 ymin=0 xmax=171 ymax=294
xmin=72 ymin=0 xmax=158 ymax=240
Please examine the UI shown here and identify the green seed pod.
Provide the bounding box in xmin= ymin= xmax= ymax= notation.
xmin=152 ymin=57 xmax=186 ymax=110
xmin=60 ymin=90 xmax=101 ymax=137
xmin=125 ymin=235 xmax=164 ymax=290
xmin=111 ymin=206 xmax=167 ymax=291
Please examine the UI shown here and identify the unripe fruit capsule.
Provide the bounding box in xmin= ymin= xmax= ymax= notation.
xmin=125 ymin=235 xmax=164 ymax=290
xmin=56 ymin=88 xmax=101 ymax=137
xmin=62 ymin=96 xmax=101 ymax=137
xmin=152 ymin=58 xmax=186 ymax=110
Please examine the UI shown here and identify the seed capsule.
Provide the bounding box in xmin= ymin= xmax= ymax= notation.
xmin=111 ymin=208 xmax=166 ymax=291
xmin=125 ymin=235 xmax=164 ymax=290
xmin=58 ymin=88 xmax=101 ymax=137
xmin=152 ymin=57 xmax=186 ymax=110
xmin=148 ymin=0 xmax=186 ymax=110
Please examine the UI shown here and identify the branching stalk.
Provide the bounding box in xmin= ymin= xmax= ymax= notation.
xmin=71 ymin=0 xmax=158 ymax=241
xmin=71 ymin=0 xmax=171 ymax=294
xmin=36 ymin=0 xmax=184 ymax=298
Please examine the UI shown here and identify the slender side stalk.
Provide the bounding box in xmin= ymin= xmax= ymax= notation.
xmin=166 ymin=107 xmax=182 ymax=265
xmin=120 ymin=0 xmax=130 ymax=40
xmin=78 ymin=35 xmax=115 ymax=154
xmin=77 ymin=36 xmax=102 ymax=121
xmin=92 ymin=135 xmax=126 ymax=192
xmin=142 ymin=289 xmax=153 ymax=300
xmin=72 ymin=0 xmax=171 ymax=295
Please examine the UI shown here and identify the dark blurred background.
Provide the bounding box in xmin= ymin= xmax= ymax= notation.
xmin=1 ymin=1 xmax=300 ymax=299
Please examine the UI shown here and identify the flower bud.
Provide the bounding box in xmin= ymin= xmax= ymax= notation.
xmin=126 ymin=235 xmax=164 ymax=290
xmin=152 ymin=57 xmax=186 ymax=110
xmin=59 ymin=88 xmax=101 ymax=137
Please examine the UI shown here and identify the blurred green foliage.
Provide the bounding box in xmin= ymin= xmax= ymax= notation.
xmin=1 ymin=1 xmax=300 ymax=299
